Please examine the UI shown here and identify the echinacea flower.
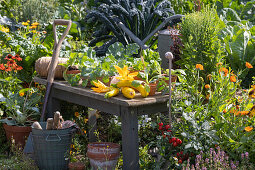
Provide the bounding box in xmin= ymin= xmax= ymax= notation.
xmin=4 ymin=54 xmax=14 ymax=60
xmin=219 ymin=67 xmax=228 ymax=76
xmin=245 ymin=126 xmax=253 ymax=132
xmin=196 ymin=64 xmax=204 ymax=70
xmin=205 ymin=84 xmax=210 ymax=89
xmin=245 ymin=62 xmax=253 ymax=69
xmin=0 ymin=64 xmax=5 ymax=70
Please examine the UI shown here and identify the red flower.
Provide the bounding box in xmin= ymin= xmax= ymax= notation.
xmin=180 ymin=151 xmax=183 ymax=155
xmin=167 ymin=129 xmax=172 ymax=132
xmin=169 ymin=138 xmax=173 ymax=143
xmin=0 ymin=64 xmax=5 ymax=70
xmin=158 ymin=126 xmax=163 ymax=130
xmin=163 ymin=135 xmax=166 ymax=139
xmin=7 ymin=60 xmax=17 ymax=67
xmin=176 ymin=152 xmax=180 ymax=157
xmin=165 ymin=124 xmax=170 ymax=129
xmin=178 ymin=159 xmax=183 ymax=164
xmin=176 ymin=138 xmax=182 ymax=145
xmin=158 ymin=122 xmax=163 ymax=126
xmin=172 ymin=137 xmax=176 ymax=142
xmin=173 ymin=142 xmax=178 ymax=147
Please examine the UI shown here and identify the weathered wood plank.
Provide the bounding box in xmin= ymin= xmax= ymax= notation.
xmin=34 ymin=77 xmax=169 ymax=107
xmin=121 ymin=107 xmax=139 ymax=170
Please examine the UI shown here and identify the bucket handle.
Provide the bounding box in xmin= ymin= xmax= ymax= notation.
xmin=46 ymin=134 xmax=61 ymax=142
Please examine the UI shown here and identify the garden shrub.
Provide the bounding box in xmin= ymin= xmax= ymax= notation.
xmin=178 ymin=6 xmax=224 ymax=84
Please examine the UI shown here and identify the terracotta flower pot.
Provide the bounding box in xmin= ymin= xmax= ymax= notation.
xmin=3 ymin=123 xmax=32 ymax=148
xmin=87 ymin=142 xmax=120 ymax=170
xmin=66 ymin=70 xmax=81 ymax=75
xmin=149 ymin=83 xmax=157 ymax=96
xmin=68 ymin=162 xmax=85 ymax=170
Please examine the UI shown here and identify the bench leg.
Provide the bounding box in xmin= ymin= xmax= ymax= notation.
xmin=121 ymin=107 xmax=139 ymax=170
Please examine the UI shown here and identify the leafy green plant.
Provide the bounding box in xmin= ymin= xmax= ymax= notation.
xmin=178 ymin=6 xmax=224 ymax=83
xmin=218 ymin=7 xmax=255 ymax=81
xmin=0 ymin=86 xmax=42 ymax=126
xmin=85 ymin=0 xmax=175 ymax=55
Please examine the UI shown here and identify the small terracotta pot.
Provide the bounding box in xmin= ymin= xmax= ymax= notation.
xmin=149 ymin=83 xmax=157 ymax=96
xmin=87 ymin=142 xmax=120 ymax=170
xmin=66 ymin=70 xmax=81 ymax=75
xmin=3 ymin=123 xmax=32 ymax=148
xmin=68 ymin=162 xmax=85 ymax=170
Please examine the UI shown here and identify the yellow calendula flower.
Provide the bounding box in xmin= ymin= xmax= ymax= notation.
xmin=248 ymin=88 xmax=255 ymax=99
xmin=195 ymin=64 xmax=204 ymax=70
xmin=27 ymin=20 xmax=30 ymax=23
xmin=0 ymin=26 xmax=9 ymax=33
xmin=19 ymin=92 xmax=25 ymax=97
xmin=245 ymin=126 xmax=253 ymax=132
xmin=22 ymin=22 xmax=29 ymax=26
xmin=32 ymin=30 xmax=36 ymax=33
xmin=74 ymin=112 xmax=79 ymax=117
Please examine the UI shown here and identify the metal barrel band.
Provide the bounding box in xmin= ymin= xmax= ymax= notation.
xmin=46 ymin=134 xmax=61 ymax=142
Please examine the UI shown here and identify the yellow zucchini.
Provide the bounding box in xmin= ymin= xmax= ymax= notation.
xmin=104 ymin=87 xmax=120 ymax=98
xmin=122 ymin=87 xmax=136 ymax=99
xmin=117 ymin=80 xmax=149 ymax=97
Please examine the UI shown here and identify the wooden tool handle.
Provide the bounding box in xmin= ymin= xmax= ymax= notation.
xmin=40 ymin=19 xmax=71 ymax=121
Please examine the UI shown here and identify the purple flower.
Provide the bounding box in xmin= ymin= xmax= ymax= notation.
xmin=245 ymin=152 xmax=249 ymax=159
xmin=241 ymin=153 xmax=244 ymax=159
xmin=205 ymin=158 xmax=209 ymax=164
xmin=202 ymin=167 xmax=207 ymax=170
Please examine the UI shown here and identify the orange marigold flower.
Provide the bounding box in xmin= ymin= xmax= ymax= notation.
xmin=22 ymin=22 xmax=29 ymax=26
xmin=30 ymin=25 xmax=37 ymax=29
xmin=19 ymin=92 xmax=25 ymax=97
xmin=206 ymin=94 xmax=210 ymax=100
xmin=230 ymin=75 xmax=237 ymax=82
xmin=205 ymin=84 xmax=210 ymax=89
xmin=196 ymin=64 xmax=204 ymax=70
xmin=246 ymin=62 xmax=253 ymax=69
xmin=74 ymin=112 xmax=79 ymax=117
xmin=223 ymin=109 xmax=227 ymax=113
xmin=235 ymin=111 xmax=249 ymax=116
xmin=83 ymin=129 xmax=86 ymax=134
xmin=216 ymin=62 xmax=223 ymax=66
xmin=245 ymin=126 xmax=253 ymax=132
xmin=219 ymin=68 xmax=228 ymax=76
xmin=31 ymin=22 xmax=39 ymax=26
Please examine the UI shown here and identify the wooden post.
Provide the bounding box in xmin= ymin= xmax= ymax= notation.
xmin=165 ymin=52 xmax=174 ymax=126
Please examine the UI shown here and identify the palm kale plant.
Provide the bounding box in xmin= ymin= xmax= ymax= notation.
xmin=86 ymin=0 xmax=175 ymax=56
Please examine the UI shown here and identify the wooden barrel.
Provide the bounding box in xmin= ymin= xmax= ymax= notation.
xmin=35 ymin=57 xmax=68 ymax=79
